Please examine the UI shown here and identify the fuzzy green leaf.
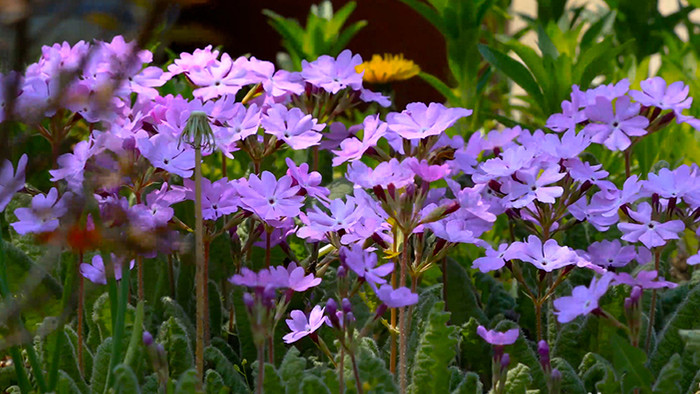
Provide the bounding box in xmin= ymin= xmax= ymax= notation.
xmin=204 ymin=345 xmax=248 ymax=392
xmin=174 ymin=369 xmax=199 ymax=394
xmin=300 ymin=374 xmax=331 ymax=394
xmin=90 ymin=338 xmax=112 ymax=394
xmin=278 ymin=347 xmax=307 ymax=393
xmin=504 ymin=363 xmax=532 ymax=394
xmin=157 ymin=317 xmax=194 ymax=378
xmin=610 ymin=334 xmax=652 ymax=394
xmin=551 ymin=357 xmax=586 ymax=394
xmin=349 ymin=337 xmax=397 ymax=393
xmin=408 ymin=301 xmax=460 ymax=394
xmin=113 ymin=363 xmax=141 ymax=394
xmin=652 ymin=353 xmax=682 ymax=394
xmin=578 ymin=352 xmax=620 ymax=394
xmin=650 ymin=284 xmax=700 ymax=375
xmin=57 ymin=370 xmax=81 ymax=394
xmin=450 ymin=370 xmax=483 ymax=394
xmin=205 ymin=369 xmax=225 ymax=394
xmin=445 ymin=258 xmax=487 ymax=325
xmin=493 ymin=320 xmax=547 ymax=391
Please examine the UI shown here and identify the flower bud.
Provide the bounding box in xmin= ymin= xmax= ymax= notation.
xmin=345 ymin=311 xmax=356 ymax=325
xmin=405 ymin=183 xmax=416 ymax=200
xmin=500 ymin=353 xmax=511 ymax=370
xmin=373 ymin=185 xmax=387 ymax=202
xmin=142 ymin=331 xmax=153 ymax=347
xmin=337 ymin=265 xmax=347 ymax=278
xmin=342 ymin=298 xmax=353 ymax=314
xmin=624 ymin=297 xmax=633 ymax=310
xmin=262 ymin=286 xmax=276 ymax=308
xmin=387 ymin=183 xmax=396 ymax=199
xmin=374 ymin=304 xmax=388 ymax=319
xmin=538 ymin=340 xmax=550 ymax=370
xmin=371 ymin=232 xmax=389 ymax=249
xmin=488 ymin=180 xmax=502 ymax=194
xmin=630 ymin=286 xmax=642 ymax=303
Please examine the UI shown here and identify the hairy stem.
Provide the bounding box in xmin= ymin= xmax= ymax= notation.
xmin=624 ymin=148 xmax=632 ymax=179
xmin=194 ymin=146 xmax=206 ymax=380
xmin=350 ymin=350 xmax=364 ymax=394
xmin=77 ymin=253 xmax=85 ymax=376
xmin=398 ymin=237 xmax=409 ymax=393
xmin=645 ymin=249 xmax=661 ymax=353
xmin=256 ymin=344 xmax=265 ymax=394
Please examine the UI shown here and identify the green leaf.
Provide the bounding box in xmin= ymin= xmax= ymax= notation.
xmin=278 ymin=347 xmax=306 ymax=393
xmin=205 ymin=369 xmax=225 ymax=394
xmin=650 ymin=284 xmax=700 ymax=374
xmin=208 ymin=281 xmax=223 ymax=338
xmin=551 ymin=357 xmax=586 ymax=394
xmin=157 ymin=317 xmax=194 ymax=378
xmin=175 ymin=369 xmax=199 ymax=394
xmin=161 ymin=296 xmax=196 ymax=351
xmin=536 ymin=24 xmax=559 ymax=59
xmin=579 ymin=352 xmax=621 ymax=394
xmin=408 ymin=301 xmax=460 ymax=394
xmin=56 ymin=370 xmax=81 ymax=394
xmin=610 ymin=334 xmax=652 ymax=394
xmin=204 ymin=345 xmax=249 ymax=393
xmin=450 ymin=370 xmax=483 ymax=394
xmin=300 ymin=374 xmax=331 ymax=394
xmin=330 ymin=20 xmax=368 ymax=56
xmin=444 ymin=258 xmax=487 ymax=325
xmin=113 ymin=364 xmax=141 ymax=394
xmin=459 ymin=318 xmax=492 ymax=382
xmin=418 ymin=71 xmax=459 ymax=104
xmin=258 ymin=363 xmax=284 ymax=393
xmin=652 ymin=353 xmax=682 ymax=394
xmin=478 ymin=44 xmax=544 ymax=104
xmin=504 ymin=363 xmax=532 ymax=394
xmin=398 ymin=0 xmax=446 ymax=35
xmin=349 ymin=337 xmax=397 ymax=393
xmin=90 ymin=338 xmax=112 ymax=394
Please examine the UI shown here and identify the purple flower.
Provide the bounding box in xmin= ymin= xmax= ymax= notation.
xmin=49 ymin=140 xmax=96 ymax=191
xmin=476 ymin=325 xmax=519 ymax=346
xmin=297 ymin=197 xmax=366 ymax=241
xmin=80 ymin=254 xmax=135 ymax=285
xmin=479 ymin=146 xmax=534 ymax=179
xmin=0 ymin=154 xmax=27 ymax=212
xmin=283 ymin=305 xmax=327 ymax=343
xmin=546 ymin=86 xmax=586 ymax=133
xmin=473 ymin=243 xmax=509 ymax=273
xmin=404 ymin=158 xmax=450 ymax=182
xmin=167 ymin=45 xmax=220 ymax=76
xmin=183 ymin=178 xmax=239 ymax=220
xmin=300 ymin=49 xmax=363 ymax=94
xmin=386 ymin=102 xmax=471 ymax=140
xmin=188 ymin=53 xmax=249 ymax=101
xmin=618 ymin=202 xmax=684 ymax=249
xmin=375 ymin=285 xmax=419 ymax=308
xmin=584 ymin=240 xmax=636 ymax=268
xmin=285 ymin=158 xmax=330 ymax=201
xmin=425 ymin=218 xmax=475 ymax=244
xmin=262 ymin=104 xmax=325 ymax=150
xmin=244 ymin=56 xmax=304 ymax=97
xmin=332 ymin=115 xmax=387 ymax=166
xmin=340 ymin=244 xmax=394 ymax=285
xmin=12 ymin=188 xmax=68 ymax=234
xmin=504 ymin=235 xmax=577 ymax=272
xmin=580 ymin=79 xmax=630 ymax=105
xmin=611 ymin=270 xmax=678 ymax=289
xmin=643 ymin=165 xmax=699 ymax=202
xmin=583 ymin=96 xmax=649 ymax=151
xmin=345 ymin=158 xmax=415 ymax=189
xmin=481 ymin=126 xmax=521 ymax=151
xmin=629 ymin=77 xmax=691 ymax=113
xmin=505 ymin=166 xmax=565 ymax=208
xmin=553 ymin=273 xmax=614 ymax=323
xmin=237 ymin=172 xmax=303 ymax=222
xmin=136 ymin=133 xmax=195 ymax=178
xmin=564 ymin=159 xmax=615 ymax=191
xmin=213 ymin=103 xmax=261 ymax=152
xmin=286 ymin=262 xmax=322 ymax=292
xmin=229 ymin=267 xmax=286 ymax=289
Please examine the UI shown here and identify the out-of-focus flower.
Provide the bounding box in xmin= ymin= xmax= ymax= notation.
xmin=12 ymin=188 xmax=68 ymax=235
xmin=355 ymin=54 xmax=420 ymax=84
xmin=0 ymin=154 xmax=27 ymax=212
xmin=183 ymin=178 xmax=239 ymax=220
xmin=629 ymin=77 xmax=691 ymax=113
xmin=611 ymin=270 xmax=678 ymax=289
xmin=80 ymin=254 xmax=135 ymax=285
xmin=283 ymin=305 xmax=327 ymax=343
xmin=476 ymin=325 xmax=519 ymax=345
xmin=375 ymin=285 xmax=418 ymax=308
xmin=553 ymin=273 xmax=614 ymax=323
xmin=136 ymin=133 xmax=195 ymax=178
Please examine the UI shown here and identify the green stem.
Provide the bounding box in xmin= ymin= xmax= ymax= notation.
xmin=194 ymin=145 xmax=206 ymax=380
xmin=350 ymin=350 xmax=364 ymax=394
xmin=124 ymin=300 xmax=145 ymax=368
xmin=645 ymin=249 xmax=661 ymax=353
xmin=256 ymin=344 xmax=265 ymax=394
xmin=50 ymin=252 xmax=77 ymax=391
xmin=105 ymin=260 xmax=131 ymax=392
xmin=398 ymin=234 xmax=410 ymax=393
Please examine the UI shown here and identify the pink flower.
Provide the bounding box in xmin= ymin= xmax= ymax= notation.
xmin=476 ymin=325 xmax=519 ymax=345
xmin=283 ymin=305 xmax=327 ymax=343
xmin=617 ymin=202 xmax=684 ymax=249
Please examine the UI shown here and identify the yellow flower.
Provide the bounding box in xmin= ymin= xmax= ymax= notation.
xmin=355 ymin=54 xmax=420 ymax=84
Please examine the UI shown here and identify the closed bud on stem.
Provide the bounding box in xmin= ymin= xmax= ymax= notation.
xmin=342 ymin=298 xmax=353 ymax=314
xmin=387 ymin=183 xmax=396 ymax=199
xmin=345 ymin=311 xmax=356 ymax=326
xmin=142 ymin=331 xmax=154 ymax=347
xmin=243 ymin=292 xmax=255 ymax=312
xmin=488 ymin=179 xmax=502 ymax=194
xmin=374 ymin=304 xmax=387 ymax=320
xmin=537 ymin=340 xmax=550 ymax=370
xmin=500 ymin=353 xmax=510 ymax=370
xmin=337 ymin=265 xmax=347 ymax=278
xmin=326 ymin=299 xmax=338 ymax=323
xmin=579 ymin=180 xmax=593 ymax=194
xmin=371 ymin=232 xmax=389 ymax=249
